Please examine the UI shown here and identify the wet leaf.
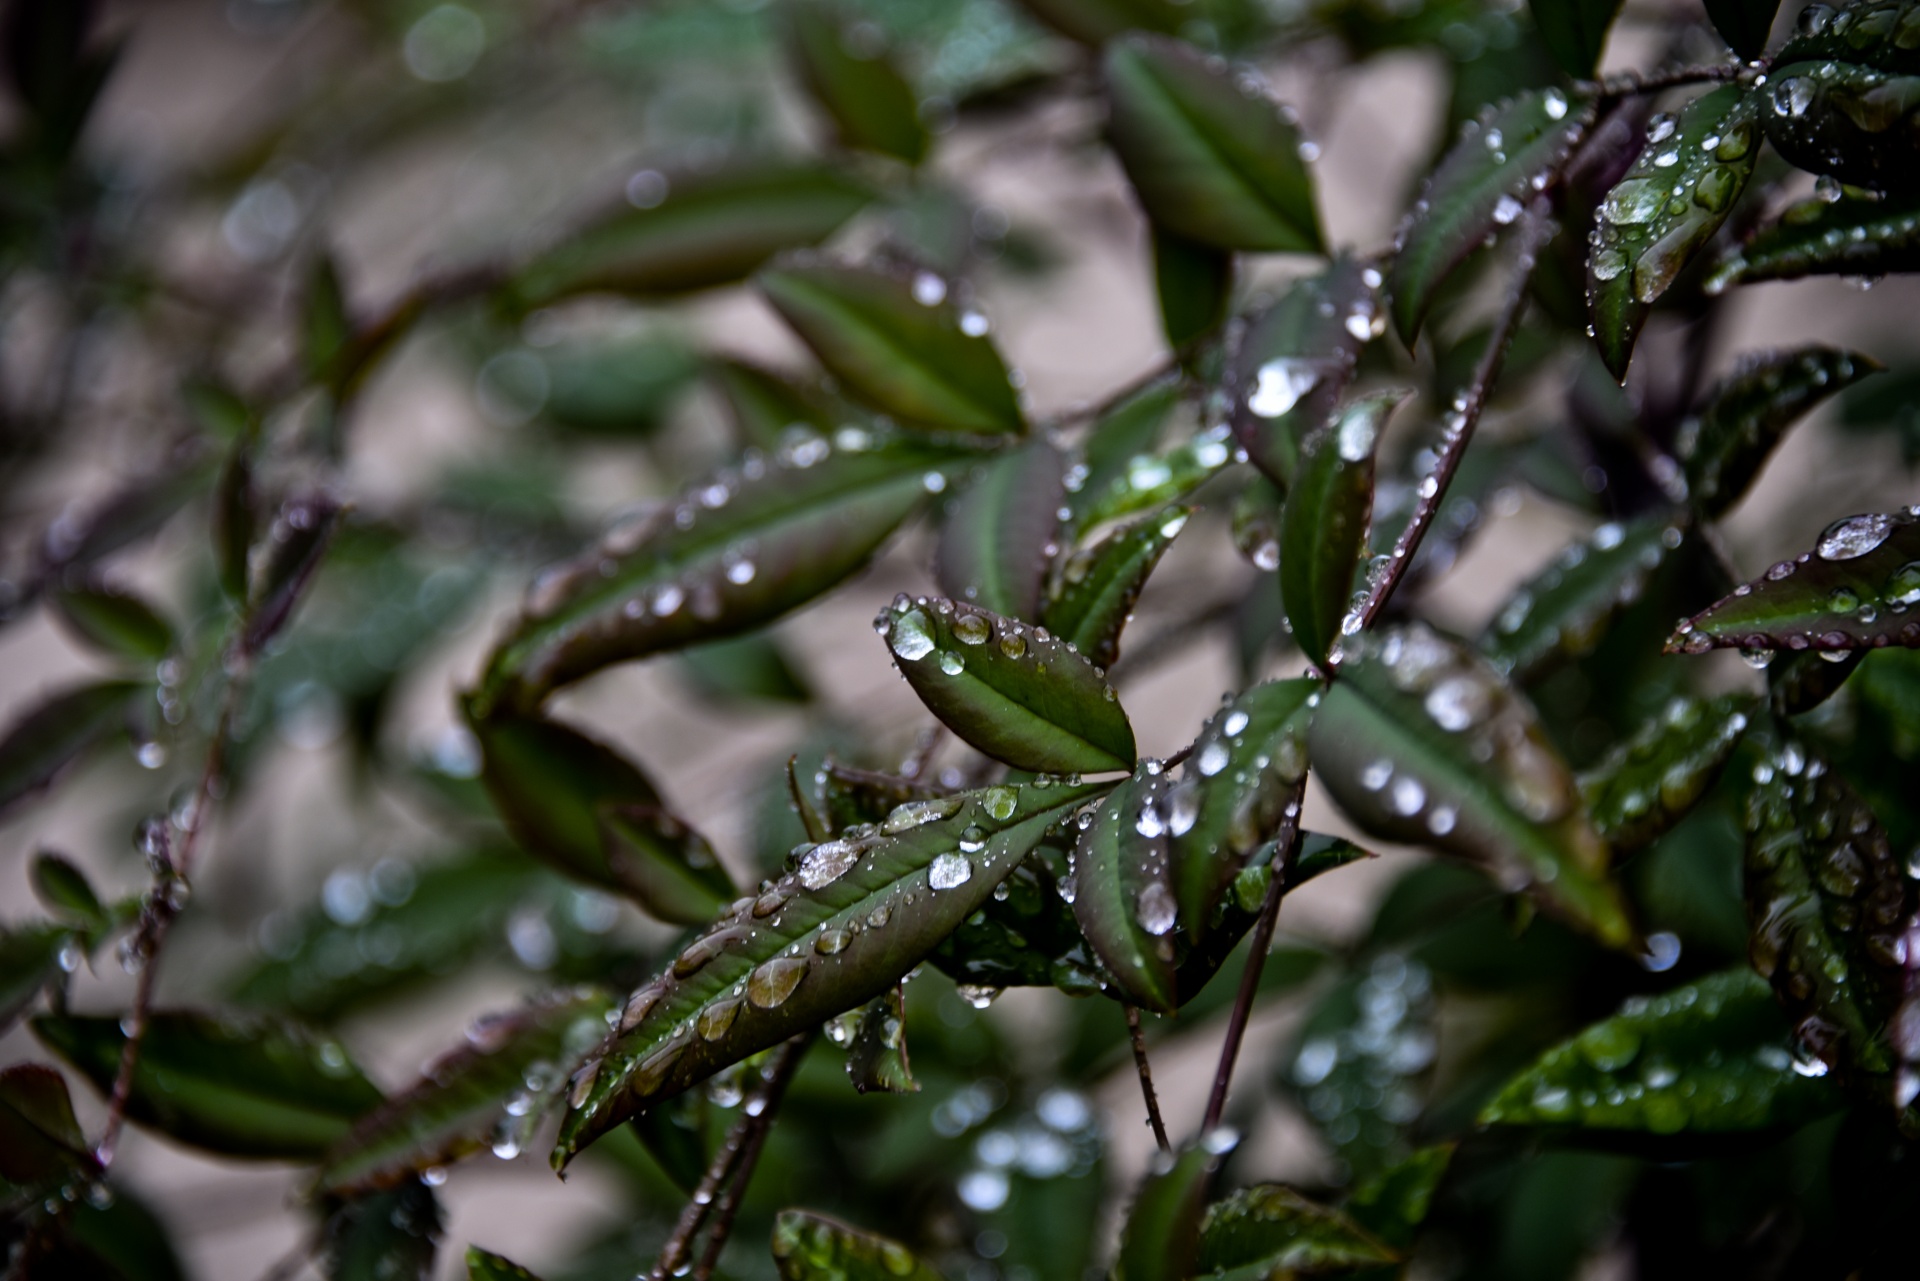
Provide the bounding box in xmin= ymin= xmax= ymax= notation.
xmin=846 ymin=983 xmax=916 ymax=1094
xmin=243 ymin=492 xmax=345 ymax=656
xmin=33 ymin=1010 xmax=383 ymax=1159
xmin=771 ymin=1209 xmax=947 ymax=1281
xmin=1071 ymin=764 xmax=1181 ymax=1012
xmin=1011 ymin=0 xmax=1185 ymax=46
xmin=1588 ymin=86 xmax=1761 ymax=379
xmin=322 ymin=1180 xmax=441 ymax=1281
xmin=877 ymin=596 xmax=1136 ymax=774
xmin=1043 ymin=506 xmax=1188 ymax=670
xmin=1195 ymin=1184 xmax=1398 ymax=1279
xmin=1070 ymin=377 xmax=1182 ymax=532
xmin=1071 ymin=428 xmax=1234 ymax=534
xmin=1280 ymin=393 xmax=1395 ymax=664
xmin=0 ymin=1063 xmax=90 ymax=1187
xmin=1669 ymin=508 xmax=1920 ymax=653
xmin=1344 ymin=1143 xmax=1455 ymax=1252
xmin=316 ymin=987 xmax=616 ymax=1194
xmin=1676 ymin=347 xmax=1879 ymax=520
xmin=1479 ymin=514 xmax=1685 ymax=681
xmin=1152 ymin=224 xmax=1235 ymax=349
xmin=1529 ymin=0 xmax=1621 ymax=77
xmin=1762 ymin=59 xmax=1920 ymax=194
xmin=935 ymin=441 xmax=1067 ymax=621
xmin=1104 ymin=35 xmax=1322 ymax=253
xmin=1773 ymin=2 xmax=1920 ymax=72
xmin=469 ymin=711 xmax=734 ymax=924
xmin=932 ymin=846 xmax=1103 ymax=993
xmin=553 ymin=778 xmax=1107 ymax=1165
xmin=30 ymin=852 xmax=106 ymax=935
xmin=50 ymin=582 xmax=176 ymax=663
xmin=1479 ymin=967 xmax=1845 ymax=1137
xmin=1709 ymin=190 xmax=1920 ymax=290
xmin=707 ymin=359 xmax=857 ymax=453
xmin=476 ymin=431 xmax=967 ymax=711
xmin=1113 ymin=1140 xmax=1221 ymax=1281
xmin=1704 ymin=0 xmax=1781 ymax=59
xmin=467 ymin=1247 xmax=547 ymax=1281
xmin=1313 ymin=623 xmax=1632 ymax=948
xmin=508 ymin=166 xmax=870 ymax=307
xmin=1389 ymin=87 xmax=1592 ymax=344
xmin=1579 ymin=694 xmax=1759 ymax=853
xmin=1767 ymin=647 xmax=1866 ymax=717
xmin=785 ymin=3 xmax=929 ymax=165
xmin=760 ymin=259 xmax=1025 ymax=436
xmin=0 ymin=681 xmax=145 ymax=817
xmin=0 ymin=923 xmax=68 ymax=1031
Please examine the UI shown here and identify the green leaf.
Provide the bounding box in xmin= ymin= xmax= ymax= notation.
xmin=1195 ymin=1185 xmax=1398 ymax=1280
xmin=1070 ymin=377 xmax=1182 ymax=533
xmin=62 ymin=1182 xmax=188 ymax=1281
xmin=1762 ymin=60 xmax=1920 ymax=193
xmin=1704 ymin=0 xmax=1781 ymax=59
xmin=1280 ymin=393 xmax=1395 ymax=665
xmin=212 ymin=432 xmax=256 ymax=603
xmin=935 ymin=441 xmax=1067 ymax=621
xmin=932 ymin=846 xmax=1104 ymax=992
xmin=50 ymin=582 xmax=176 ymax=663
xmin=679 ymin=630 xmax=814 ymax=705
xmin=1104 ymin=35 xmax=1322 ymax=254
xmin=243 ymin=492 xmax=345 ymax=656
xmin=1670 ymin=509 xmax=1920 ymax=654
xmin=1011 ymin=0 xmax=1185 ymax=46
xmin=1478 ymin=967 xmax=1845 ymax=1136
xmin=1589 ymin=86 xmax=1761 ymax=379
xmin=1579 ymin=694 xmax=1759 ymax=854
xmin=468 ymin=711 xmax=734 ymax=923
xmin=1676 ymin=347 xmax=1879 ymax=520
xmin=1773 ymin=3 xmax=1920 ymax=73
xmin=305 ymin=251 xmax=352 ymax=385
xmin=1479 ymin=514 xmax=1686 ymax=681
xmin=0 ymin=1063 xmax=90 ymax=1187
xmin=476 ymin=430 xmax=966 ymax=712
xmin=33 ymin=1010 xmax=383 ymax=1159
xmin=1743 ymin=739 xmax=1913 ymax=1077
xmin=760 ymin=260 xmax=1026 ymax=436
xmin=1389 ymin=87 xmax=1592 ymax=344
xmin=508 ymin=166 xmax=870 ymax=307
xmin=1709 ymin=189 xmax=1920 ymax=290
xmin=1529 ymin=0 xmax=1621 ymax=76
xmin=785 ymin=3 xmax=929 ymax=165
xmin=30 ymin=853 xmax=106 ymax=935
xmin=1071 ymin=428 xmax=1234 ymax=534
xmin=845 ymin=983 xmax=917 ymax=1094
xmin=878 ymin=596 xmax=1136 ymax=773
xmin=466 ymin=1247 xmax=547 ymax=1281
xmin=1344 ymin=1143 xmax=1455 ymax=1252
xmin=1767 ymin=647 xmax=1866 ymax=717
xmin=1312 ymin=623 xmax=1632 ymax=948
xmin=707 ymin=358 xmax=857 ymax=453
xmin=1043 ymin=506 xmax=1189 ymax=670
xmin=1071 ymin=764 xmax=1182 ymax=1012
xmin=322 ymin=1180 xmax=441 ymax=1281
xmin=0 ymin=923 xmax=68 ymax=1030
xmin=554 ymin=778 xmax=1107 ymax=1165
xmin=316 ymin=988 xmax=616 ymax=1194
xmin=1152 ymin=224 xmax=1235 ymax=349
xmin=771 ymin=1209 xmax=947 ymax=1281
xmin=1113 ymin=1140 xmax=1221 ymax=1281
xmin=0 ymin=681 xmax=144 ymax=817
xmin=534 ymin=332 xmax=702 ymax=436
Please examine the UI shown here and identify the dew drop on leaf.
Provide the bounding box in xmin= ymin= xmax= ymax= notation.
xmin=1816 ymin=513 xmax=1894 ymax=560
xmin=890 ymin=608 xmax=937 ymax=660
xmin=929 ymin=852 xmax=973 ymax=889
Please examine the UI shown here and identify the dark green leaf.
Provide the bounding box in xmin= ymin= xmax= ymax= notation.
xmin=1479 ymin=967 xmax=1845 ymax=1136
xmin=1282 ymin=965 xmax=1437 ymax=1181
xmin=679 ymin=631 xmax=814 ymax=705
xmin=1344 ymin=1144 xmax=1455 ymax=1252
xmin=786 ymin=3 xmax=929 ymax=165
xmin=316 ymin=987 xmax=616 ymax=1194
xmin=1479 ymin=514 xmax=1686 ymax=681
xmin=1196 ymin=1184 xmax=1398 ymax=1280
xmin=935 ymin=441 xmax=1067 ymax=621
xmin=0 ymin=681 xmax=144 ymax=817
xmin=467 ymin=1247 xmax=547 ymax=1281
xmin=760 ymin=260 xmax=1026 ymax=435
xmin=1104 ymin=35 xmax=1322 ymax=253
xmin=1280 ymin=392 xmax=1395 ymax=665
xmin=1389 ymin=87 xmax=1592 ymax=343
xmin=535 ymin=332 xmax=701 ymax=435
xmin=244 ymin=492 xmax=345 ymax=655
xmin=1529 ymin=0 xmax=1621 ymax=76
xmin=1762 ymin=60 xmax=1920 ymax=193
xmin=30 ymin=853 xmax=106 ymax=935
xmin=305 ymin=251 xmax=352 ymax=385
xmin=554 ymin=778 xmax=1107 ymax=1165
xmin=846 ymin=983 xmax=916 ymax=1094
xmin=181 ymin=377 xmax=252 ymax=441
xmin=1773 ymin=2 xmax=1920 ymax=73
xmin=1670 ymin=508 xmax=1920 ymax=653
xmin=1071 ymin=377 xmax=1181 ymax=533
xmin=628 ymin=1091 xmax=711 ymax=1194
xmin=878 ymin=596 xmax=1136 ymax=773
xmin=322 ymin=1180 xmax=441 ymax=1281
xmin=1710 ymin=189 xmax=1920 ymax=290
xmin=1113 ymin=1140 xmax=1221 ymax=1281
xmin=1704 ymin=0 xmax=1781 ymax=59
xmin=932 ymin=846 xmax=1104 ymax=993
xmin=1230 ymin=477 xmax=1284 ymax=573
xmin=50 ymin=582 xmax=176 ymax=663
xmin=1011 ymin=0 xmax=1185 ymax=46
xmin=1676 ymin=347 xmax=1879 ymax=520
xmin=1071 ymin=428 xmax=1234 ymax=534
xmin=1768 ymin=646 xmax=1866 ymax=716
xmin=1313 ymin=623 xmax=1632 ymax=948
xmin=508 ymin=167 xmax=870 ymax=307
xmin=33 ymin=1010 xmax=383 ymax=1159
xmin=1589 ymin=86 xmax=1761 ymax=379
xmin=707 ymin=359 xmax=857 ymax=453
xmin=0 ymin=923 xmax=68 ymax=1031
xmin=212 ymin=433 xmax=255 ymax=602
xmin=1153 ymin=224 xmax=1235 ymax=349
xmin=1044 ymin=506 xmax=1189 ymax=670
xmin=1579 ymin=694 xmax=1759 ymax=853
xmin=469 ymin=711 xmax=734 ymax=923
xmin=1071 ymin=764 xmax=1181 ymax=1011
xmin=771 ymin=1209 xmax=947 ymax=1281
xmin=62 ymin=1183 xmax=187 ymax=1281
xmin=0 ymin=1063 xmax=90 ymax=1186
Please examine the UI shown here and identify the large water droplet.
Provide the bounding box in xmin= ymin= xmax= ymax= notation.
xmin=954 ymin=613 xmax=992 ymax=645
xmin=697 ymin=998 xmax=743 ymax=1041
xmin=912 ymin=271 xmax=947 ymax=306
xmin=984 ymin=786 xmax=1018 ymax=821
xmin=929 ymin=852 xmax=972 ymax=890
xmin=882 ymin=796 xmax=964 ymax=834
xmin=1135 ymin=882 xmax=1177 ymax=936
xmin=939 ymin=651 xmax=965 ymax=675
xmin=890 ymin=608 xmax=937 ymax=660
xmin=1247 ymin=358 xmax=1321 ymax=419
xmin=747 ymin=957 xmax=807 ymax=1008
xmin=1196 ymin=741 xmax=1230 ymax=776
xmin=1817 ymin=512 xmax=1894 ymax=560
xmin=1423 ymin=676 xmax=1487 ymax=732
xmin=798 ymin=837 xmax=867 ymax=890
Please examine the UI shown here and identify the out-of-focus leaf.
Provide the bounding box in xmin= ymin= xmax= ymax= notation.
xmin=1704 ymin=0 xmax=1781 ymax=59
xmin=708 ymin=359 xmax=854 ymax=453
xmin=508 ymin=167 xmax=870 ymax=307
xmin=1072 ymin=764 xmax=1180 ymax=1011
xmin=1044 ymin=506 xmax=1189 ymax=670
xmin=213 ymin=433 xmax=255 ymax=603
xmin=1072 ymin=427 xmax=1234 ymax=533
xmin=932 ymin=846 xmax=1104 ymax=993
xmin=30 ymin=852 xmax=106 ymax=935
xmin=50 ymin=582 xmax=176 ymax=663
xmin=33 ymin=1010 xmax=382 ymax=1159
xmin=554 ymin=779 xmax=1107 ymax=1165
xmin=61 ymin=1181 xmax=186 ymax=1281
xmin=1710 ymin=191 xmax=1920 ymax=290
xmin=1530 ymin=0 xmax=1621 ymax=76
xmin=1011 ymin=0 xmax=1184 ymax=45
xmin=1389 ymin=87 xmax=1592 ymax=343
xmin=531 ymin=333 xmax=700 ymax=435
xmin=786 ymin=3 xmax=929 ymax=165
xmin=846 ymin=983 xmax=916 ymax=1094
xmin=1071 ymin=377 xmax=1181 ymax=532
xmin=476 ymin=431 xmax=967 ymax=712
xmin=1589 ymin=86 xmax=1761 ymax=379
xmin=1579 ymin=694 xmax=1758 ymax=853
xmin=0 ymin=1063 xmax=90 ymax=1186
xmin=1280 ymin=393 xmax=1394 ymax=665
xmin=1670 ymin=509 xmax=1920 ymax=653
xmin=316 ymin=988 xmax=616 ymax=1194
xmin=1313 ymin=623 xmax=1632 ymax=947
xmin=467 ymin=1247 xmax=547 ymax=1281
xmin=1762 ymin=60 xmax=1920 ymax=193
xmin=41 ymin=456 xmax=216 ymax=572
xmin=1195 ymin=1184 xmax=1398 ymax=1279
xmin=1479 ymin=967 xmax=1844 ymax=1136
xmin=305 ymin=251 xmax=351 ymax=385
xmin=469 ymin=711 xmax=734 ymax=924
xmin=243 ymin=492 xmax=345 ymax=656
xmin=1479 ymin=514 xmax=1684 ymax=681
xmin=1113 ymin=1140 xmax=1221 ymax=1281
xmin=0 ymin=923 xmax=67 ymax=1031
xmin=877 ymin=596 xmax=1136 ymax=773
xmin=760 ymin=260 xmax=1025 ymax=436
xmin=935 ymin=441 xmax=1066 ymax=621
xmin=1676 ymin=347 xmax=1878 ymax=520
xmin=1344 ymin=1143 xmax=1455 ymax=1252
xmin=1773 ymin=2 xmax=1920 ymax=72
xmin=771 ymin=1209 xmax=947 ymax=1280
xmin=0 ymin=681 xmax=144 ymax=817
xmin=679 ymin=630 xmax=813 ymax=705
xmin=1768 ymin=647 xmax=1867 ymax=717
xmin=1104 ymin=35 xmax=1322 ymax=253
xmin=322 ymin=1180 xmax=441 ymax=1281
xmin=1152 ymin=224 xmax=1235 ymax=349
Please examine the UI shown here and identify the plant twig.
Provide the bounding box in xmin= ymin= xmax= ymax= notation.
xmin=1203 ymin=807 xmax=1304 ymax=1132
xmin=1125 ymin=1006 xmax=1171 ymax=1153
xmin=1590 ymin=60 xmax=1744 ymax=104
xmin=1045 ymin=355 xmax=1183 ymax=429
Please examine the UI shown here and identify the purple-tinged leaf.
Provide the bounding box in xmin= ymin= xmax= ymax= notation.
xmin=1069 ymin=377 xmax=1181 ymax=534
xmin=41 ymin=452 xmax=215 ymax=573
xmin=1579 ymin=694 xmax=1759 ymax=854
xmin=1767 ymin=647 xmax=1865 ymax=717
xmin=323 ymin=1179 xmax=442 ymax=1281
xmin=707 ymin=358 xmax=863 ymax=454
xmin=1762 ymin=60 xmax=1920 ymax=194
xmin=845 ymin=983 xmax=916 ymax=1094
xmin=1709 ymin=191 xmax=1920 ymax=291
xmin=0 ymin=680 xmax=146 ymax=817
xmin=0 ymin=1063 xmax=91 ymax=1187
xmin=1280 ymin=392 xmax=1396 ymax=665
xmin=1773 ymin=2 xmax=1920 ymax=76
xmin=1044 ymin=506 xmax=1189 ymax=670
xmin=935 ymin=440 xmax=1067 ymax=621
xmin=772 ymin=1210 xmax=947 ymax=1281
xmin=243 ymin=491 xmax=345 ymax=656
xmin=51 ymin=581 xmax=176 ymax=663
xmin=1071 ymin=427 xmax=1233 ymax=534
xmin=1196 ymin=1184 xmax=1398 ymax=1277
xmin=1071 ymin=764 xmax=1180 ymax=1012
xmin=785 ymin=2 xmax=929 ymax=166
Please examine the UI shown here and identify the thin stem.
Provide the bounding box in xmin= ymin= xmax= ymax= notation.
xmin=1044 ymin=354 xmax=1183 ymax=429
xmin=690 ymin=1043 xmax=804 ymax=1281
xmin=900 ymin=724 xmax=946 ymax=783
xmin=1125 ymin=1006 xmax=1171 ymax=1153
xmin=1352 ymin=199 xmax=1557 ymax=635
xmin=1203 ymin=805 xmax=1304 ymax=1132
xmin=1590 ymin=60 xmax=1744 ymax=104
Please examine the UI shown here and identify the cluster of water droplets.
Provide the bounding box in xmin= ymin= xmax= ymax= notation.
xmin=1584 ymin=695 xmax=1749 ymax=840
xmin=1489 ymin=519 xmax=1674 ymax=673
xmin=882 ymin=595 xmax=1122 ymax=701
xmin=949 ymin=1086 xmax=1102 ymax=1220
xmin=1290 ymin=953 xmax=1435 ymax=1176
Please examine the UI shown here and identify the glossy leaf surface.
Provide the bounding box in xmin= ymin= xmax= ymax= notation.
xmin=1070 ymin=378 xmax=1182 ymax=533
xmin=1043 ymin=506 xmax=1189 ymax=670
xmin=707 ymin=358 xmax=856 ymax=453
xmin=1345 ymin=1144 xmax=1455 ymax=1251
xmin=1071 ymin=428 xmax=1233 ymax=534
xmin=243 ymin=492 xmax=344 ymax=656
xmin=0 ymin=680 xmax=143 ymax=817
xmin=935 ymin=441 xmax=1066 ymax=621
xmin=1579 ymin=694 xmax=1758 ymax=853
xmin=771 ymin=1210 xmax=946 ymax=1281
xmin=30 ymin=852 xmax=106 ymax=935
xmin=785 ymin=3 xmax=929 ymax=165
xmin=1195 ymin=1184 xmax=1397 ymax=1280
xmin=1071 ymin=764 xmax=1181 ymax=1011
xmin=50 ymin=583 xmax=175 ymax=662
xmin=845 ymin=984 xmax=916 ymax=1094
xmin=1480 ymin=515 xmax=1683 ymax=681
xmin=1529 ymin=0 xmax=1621 ymax=76
xmin=1280 ymin=393 xmax=1392 ymax=664
xmin=1763 ymin=60 xmax=1920 ymax=193
xmin=1710 ymin=191 xmax=1920 ymax=289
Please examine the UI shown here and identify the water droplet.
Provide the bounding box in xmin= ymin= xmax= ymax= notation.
xmin=959 ymin=310 xmax=990 ymax=337
xmin=939 ymin=651 xmax=965 ymax=675
xmin=798 ymin=837 xmax=868 ymax=890
xmin=889 ymin=607 xmax=937 ymax=660
xmin=929 ymin=852 xmax=973 ymax=890
xmin=1492 ymin=193 xmax=1524 ymax=225
xmin=1247 ymin=358 xmax=1321 ymax=418
xmin=1196 ymin=741 xmax=1230 ymax=776
xmin=1361 ymin=759 xmax=1392 ymax=791
xmin=954 ymin=613 xmax=991 ymax=645
xmin=747 ymin=957 xmax=807 ymax=1008
xmin=815 ymin=928 xmax=850 ymax=955
xmin=883 ymin=796 xmax=963 ymax=834
xmin=1423 ymin=676 xmax=1486 ymax=732
xmin=912 ymin=271 xmax=947 ymax=306
xmin=697 ymin=998 xmax=743 ymax=1040
xmin=1817 ymin=512 xmax=1894 ymax=560
xmin=1223 ymin=710 xmax=1249 ymax=736
xmin=1885 ymin=561 xmax=1920 ymax=606
xmin=1544 ymin=87 xmax=1568 ymax=120
xmin=998 ymin=631 xmax=1027 ymax=659
xmin=984 ymin=786 xmax=1018 ymax=821
xmin=1134 ymin=800 xmax=1166 ymax=839
xmin=1135 ymin=882 xmax=1177 ymax=935
xmin=1427 ymin=805 xmax=1456 ymax=836
xmin=1390 ymin=775 xmax=1426 ymax=816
